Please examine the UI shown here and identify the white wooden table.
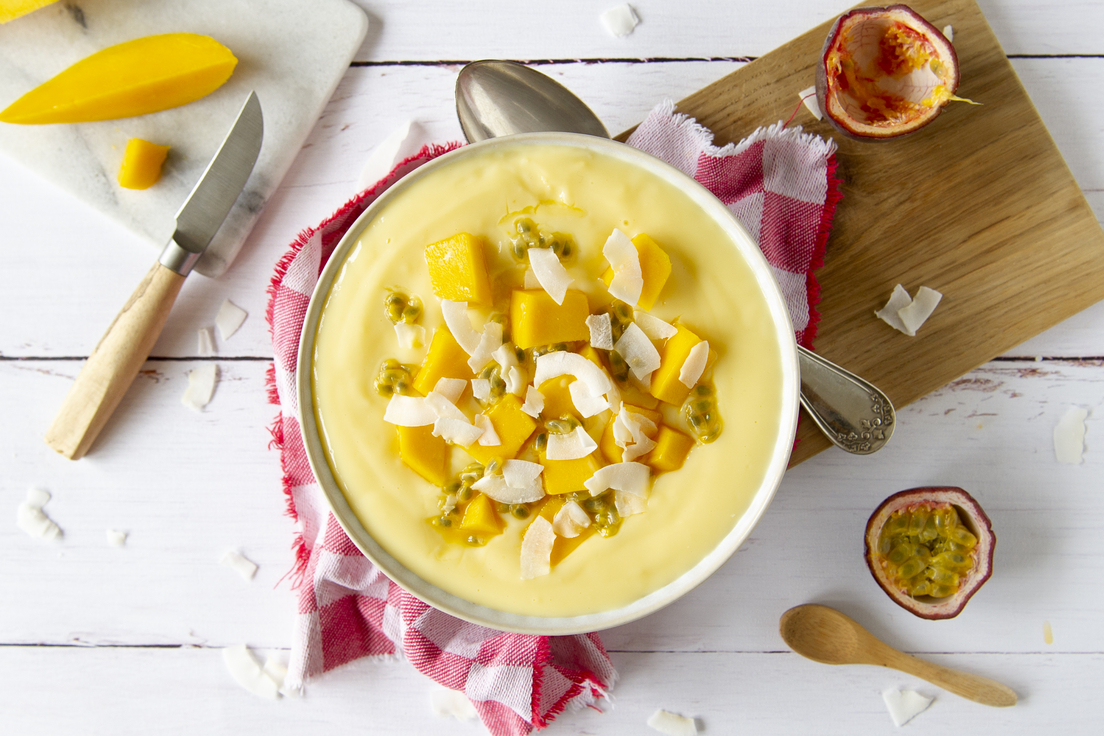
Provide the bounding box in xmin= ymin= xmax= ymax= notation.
xmin=3 ymin=1 xmax=1102 ymax=732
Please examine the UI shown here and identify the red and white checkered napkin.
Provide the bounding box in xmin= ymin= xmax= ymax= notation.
xmin=265 ymin=102 xmax=840 ymax=735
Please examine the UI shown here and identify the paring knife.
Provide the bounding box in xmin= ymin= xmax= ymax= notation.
xmin=45 ymin=92 xmax=264 ymax=460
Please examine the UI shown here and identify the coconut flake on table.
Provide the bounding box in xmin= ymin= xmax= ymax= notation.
xmin=394 ymin=322 xmax=426 ymax=349
xmin=197 ymin=326 xmax=216 ymax=356
xmin=569 ymin=379 xmax=611 ymax=418
xmin=527 ymin=246 xmax=574 ymax=305
xmin=798 ymin=84 xmax=823 ymax=120
xmin=943 ymin=24 xmax=954 ymax=42
xmin=600 ymin=3 xmax=640 ymax=38
xmin=552 ymin=499 xmax=591 ymax=538
xmin=521 ymin=385 xmax=546 ymax=417
xmin=603 ymin=228 xmax=644 ymax=305
xmin=16 ymin=487 xmax=62 ymax=541
xmin=384 ymin=394 xmax=437 ymax=426
xmin=615 ymin=322 xmax=661 ymax=381
xmin=646 ymin=709 xmax=698 ymax=735
xmin=440 ymin=300 xmax=482 ymax=354
xmin=430 ymin=687 xmax=479 ymax=721
xmin=220 ymin=550 xmax=258 ymax=581
xmin=222 ymin=644 xmax=283 ymax=700
xmin=472 ymin=472 xmax=544 ymax=504
xmin=520 ymin=516 xmax=556 ymax=580
xmin=546 ymin=426 xmax=599 ymax=461
xmin=584 ymin=461 xmax=650 ymax=497
xmin=615 ymin=490 xmax=648 ymax=517
xmin=467 ymin=320 xmax=504 ymax=372
xmin=534 ymin=351 xmax=613 ymax=397
xmin=634 ymin=311 xmax=677 ymax=341
xmin=678 ymin=340 xmax=709 ymax=388
xmin=898 ymin=286 xmax=943 ymax=336
xmin=1054 ymin=407 xmax=1088 ymax=464
xmin=433 ymin=417 xmax=484 ymax=447
xmin=433 ymin=377 xmax=468 ymax=404
xmin=882 ymin=689 xmax=934 ymax=727
xmin=215 ymin=299 xmax=248 ymax=341
xmin=586 ymin=312 xmax=614 ymax=350
xmin=875 ymin=284 xmax=914 ymax=333
xmin=356 ymin=119 xmax=427 ymax=191
xmin=474 ymin=414 xmax=500 ymax=446
xmin=181 ymin=363 xmax=218 ymax=412
xmin=471 ymin=378 xmax=492 ymax=401
xmin=106 ymin=529 xmax=128 ymax=547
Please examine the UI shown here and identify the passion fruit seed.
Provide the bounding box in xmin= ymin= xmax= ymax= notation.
xmin=478 ymin=365 xmax=508 ymax=403
xmin=683 ymin=381 xmax=722 ymax=443
xmin=374 ymin=360 xmax=416 ymax=397
xmin=509 ymin=217 xmax=578 ymax=265
xmin=545 ymin=416 xmax=580 ymax=435
xmin=607 ymin=350 xmax=631 ymax=383
xmin=384 ymin=290 xmax=422 ymax=324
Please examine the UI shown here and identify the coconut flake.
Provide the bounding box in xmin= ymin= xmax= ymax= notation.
xmin=678 ymin=340 xmax=709 ymax=388
xmin=615 ymin=322 xmax=661 ymax=381
xmin=394 ymin=322 xmax=426 ymax=349
xmin=506 ymin=366 xmax=526 ymax=396
xmin=635 ymin=311 xmax=677 ymax=340
xmin=528 ymin=247 xmax=573 ymax=305
xmin=552 ymin=500 xmax=591 ymax=538
xmin=440 ymin=300 xmax=482 ymax=354
xmin=647 ymin=709 xmax=698 ymax=735
xmin=520 ymin=516 xmax=556 ymax=579
xmin=546 ymin=426 xmax=598 ymax=461
xmin=799 ymin=84 xmax=823 ymax=120
xmin=882 ymin=689 xmax=933 ymax=727
xmin=215 ymin=299 xmax=247 ymax=341
xmin=503 ymin=459 xmax=544 ymax=488
xmin=601 ymin=3 xmax=640 ymax=38
xmin=569 ymin=379 xmax=611 ymax=418
xmin=875 ymin=284 xmax=914 ymax=333
xmin=433 ymin=417 xmax=484 ymax=447
xmin=1054 ymin=407 xmax=1088 ymax=464
xmin=474 ymin=414 xmax=501 ymax=446
xmin=433 ymin=377 xmax=467 ymax=404
xmin=430 ymin=687 xmax=479 ymax=721
xmin=384 ymin=395 xmax=436 ymax=426
xmin=615 ymin=490 xmax=648 ymax=517
xmin=106 ymin=529 xmax=128 ymax=547
xmin=603 ymin=228 xmax=644 ymax=305
xmin=523 ymin=268 xmax=541 ymax=289
xmin=182 ymin=363 xmax=218 ymax=411
xmin=223 ymin=644 xmax=282 ymax=700
xmin=521 ymin=385 xmax=546 ymax=417
xmin=472 ymin=473 xmax=544 ymax=504
xmin=467 ymin=321 xmax=504 ymax=372
xmin=16 ymin=488 xmax=61 ymax=541
xmin=585 ymin=313 xmax=614 ymax=350
xmin=942 ymin=24 xmax=954 ymax=42
xmin=471 ymin=378 xmax=492 ymax=401
xmin=534 ymin=351 xmax=613 ymax=397
xmin=615 ymin=406 xmax=658 ymax=462
xmin=425 ymin=391 xmax=468 ymax=421
xmin=897 ymin=286 xmax=942 ymax=336
xmin=220 ymin=550 xmax=258 ymax=581
xmin=493 ymin=344 xmax=527 ymax=395
xmin=197 ymin=327 xmax=216 ymax=356
xmin=356 ymin=120 xmax=426 ymax=191
xmin=584 ymin=462 xmax=650 ymax=497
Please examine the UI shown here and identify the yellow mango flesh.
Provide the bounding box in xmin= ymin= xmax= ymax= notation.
xmin=424 ymin=232 xmax=493 ymax=306
xmin=537 ymin=377 xmax=576 ymax=420
xmin=464 ymin=394 xmax=537 ymax=466
xmin=650 ymin=324 xmax=702 ymax=405
xmin=645 ymin=426 xmax=696 ymax=473
xmin=116 ymin=138 xmax=170 ymax=190
xmin=459 ymin=493 xmax=502 ymax=538
xmin=510 ymin=289 xmax=590 ymax=349
xmin=538 ymin=446 xmax=603 ymax=495
xmin=413 ymin=327 xmax=474 ymax=396
xmin=397 ymin=425 xmax=448 ymax=487
xmin=600 ymin=233 xmax=672 ymax=310
xmin=0 ymin=0 xmax=58 ymax=24
xmin=0 ymin=33 xmax=237 ymax=124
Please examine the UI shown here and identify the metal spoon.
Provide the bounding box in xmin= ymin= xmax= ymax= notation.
xmin=780 ymin=604 xmax=1017 ymax=707
xmin=455 ymin=60 xmax=895 ymax=454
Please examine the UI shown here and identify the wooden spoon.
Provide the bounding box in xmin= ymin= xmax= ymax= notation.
xmin=779 ymin=604 xmax=1017 ymax=707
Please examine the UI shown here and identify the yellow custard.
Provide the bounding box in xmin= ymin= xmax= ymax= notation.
xmin=310 ymin=140 xmax=788 ymax=618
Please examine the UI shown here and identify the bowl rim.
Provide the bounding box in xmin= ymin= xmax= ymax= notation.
xmin=296 ymin=132 xmax=800 ymax=635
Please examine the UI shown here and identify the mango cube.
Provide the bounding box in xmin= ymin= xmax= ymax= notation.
xmin=414 ymin=327 xmax=474 ymax=396
xmin=601 ymin=233 xmax=672 ymax=310
xmin=459 ymin=492 xmax=502 ymax=537
xmin=650 ymin=323 xmax=702 ymax=405
xmin=510 ymin=289 xmax=590 ymax=349
xmin=465 ymin=394 xmax=537 ymax=466
xmin=538 ymin=377 xmax=576 ymax=420
xmin=644 ymin=426 xmax=696 ymax=473
xmin=539 ymin=448 xmax=602 ymax=495
xmin=397 ymin=425 xmax=448 ymax=487
xmin=117 ymin=138 xmax=170 ymax=190
xmin=424 ymin=232 xmax=493 ymax=306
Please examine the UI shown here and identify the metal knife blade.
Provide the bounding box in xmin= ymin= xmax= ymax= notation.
xmin=160 ymin=91 xmax=264 ymax=276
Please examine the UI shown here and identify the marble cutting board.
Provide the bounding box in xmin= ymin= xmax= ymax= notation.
xmin=0 ymin=0 xmax=368 ymax=277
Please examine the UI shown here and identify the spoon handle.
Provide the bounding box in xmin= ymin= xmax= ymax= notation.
xmin=797 ymin=345 xmax=895 ymax=455
xmin=880 ymin=647 xmax=1018 ymax=707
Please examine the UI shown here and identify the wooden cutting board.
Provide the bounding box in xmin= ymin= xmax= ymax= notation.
xmin=621 ymin=0 xmax=1104 ymax=466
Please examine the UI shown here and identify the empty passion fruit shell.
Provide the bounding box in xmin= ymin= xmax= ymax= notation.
xmin=865 ymin=486 xmax=994 ymax=619
xmin=815 ymin=4 xmax=961 ymax=139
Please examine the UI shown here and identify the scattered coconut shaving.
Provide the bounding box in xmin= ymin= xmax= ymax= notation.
xmin=467 ymin=321 xmax=504 ymax=372
xmin=586 ymin=313 xmax=614 ymax=350
xmin=882 ymin=689 xmax=933 ymax=727
xmin=635 ymin=311 xmax=677 ymax=340
xmin=943 ymin=24 xmax=954 ymax=42
xmin=546 ymin=426 xmax=599 ymax=461
xmin=569 ymin=379 xmax=610 ymax=418
xmin=106 ymin=529 xmax=128 ymax=547
xmin=875 ymin=284 xmax=913 ymax=333
xmin=16 ymin=487 xmax=61 ymax=541
xmin=601 ymin=3 xmax=640 ymax=37
xmin=615 ymin=322 xmax=661 ymax=381
xmin=603 ymin=228 xmax=644 ymax=305
xmin=474 ymin=414 xmax=500 ymax=446
xmin=506 ymin=366 xmax=526 ymax=396
xmin=521 ymin=385 xmax=546 ymax=417
xmin=678 ymin=340 xmax=709 ymax=388
xmin=356 ymin=120 xmax=426 ymax=191
xmin=197 ymin=326 xmax=216 ymax=357
xmin=182 ymin=363 xmax=218 ymax=411
xmin=220 ymin=550 xmax=258 ymax=581
xmin=394 ymin=322 xmax=426 ymax=349
xmin=503 ymin=459 xmax=544 ymax=488
xmin=493 ymin=344 xmax=527 ymax=395
xmin=430 ymin=687 xmax=479 ymax=721
xmin=471 ymin=378 xmax=491 ymax=401
xmin=433 ymin=417 xmax=484 ymax=447
xmin=584 ymin=461 xmax=650 ymax=497
xmin=876 ymin=284 xmax=942 ymax=336
xmin=528 ymin=246 xmax=573 ymax=304
xmin=384 ymin=394 xmax=437 ymax=426
xmin=215 ymin=299 xmax=247 ymax=341
xmin=222 ymin=644 xmax=283 ymax=700
xmin=614 ymin=407 xmax=658 ymax=462
xmin=472 ymin=472 xmax=544 ymax=504
xmin=1054 ymin=407 xmax=1088 ymax=464
xmin=520 ymin=516 xmax=556 ymax=579
xmin=433 ymin=377 xmax=467 ymax=404
xmin=533 ymin=351 xmax=613 ymax=397
xmin=799 ymin=84 xmax=823 ymax=120
xmin=440 ymin=300 xmax=482 ymax=354
xmin=425 ymin=391 xmax=467 ymax=421
xmin=615 ymin=490 xmax=647 ymax=517
xmin=552 ymin=500 xmax=591 ymax=538
xmin=647 ymin=709 xmax=698 ymax=735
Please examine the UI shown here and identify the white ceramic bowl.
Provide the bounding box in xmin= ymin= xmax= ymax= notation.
xmin=297 ymin=133 xmax=799 ymax=634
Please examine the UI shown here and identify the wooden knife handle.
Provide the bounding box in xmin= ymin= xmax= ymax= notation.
xmin=45 ymin=261 xmax=186 ymax=460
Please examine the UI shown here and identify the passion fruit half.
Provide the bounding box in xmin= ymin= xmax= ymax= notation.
xmin=864 ymin=486 xmax=994 ymax=620
xmin=815 ymin=4 xmax=960 ymax=139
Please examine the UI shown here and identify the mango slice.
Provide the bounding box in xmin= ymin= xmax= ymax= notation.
xmin=413 ymin=327 xmax=474 ymax=396
xmin=0 ymin=33 xmax=237 ymax=125
xmin=464 ymin=394 xmax=537 ymax=466
xmin=510 ymin=289 xmax=590 ymax=349
xmin=424 ymin=233 xmax=493 ymax=306
xmin=459 ymin=492 xmax=503 ymax=538
xmin=0 ymin=0 xmax=58 ymax=24
xmin=538 ymin=448 xmax=602 ymax=495
xmin=644 ymin=425 xmax=696 ymax=473
xmin=650 ymin=323 xmax=701 ymax=405
xmin=601 ymin=233 xmax=672 ymax=310
xmin=397 ymin=425 xmax=448 ymax=487
xmin=117 ymin=138 xmax=170 ymax=190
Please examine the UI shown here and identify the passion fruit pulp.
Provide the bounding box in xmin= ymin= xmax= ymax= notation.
xmin=865 ymin=486 xmax=994 ymax=620
xmin=816 ymin=4 xmax=961 ymax=139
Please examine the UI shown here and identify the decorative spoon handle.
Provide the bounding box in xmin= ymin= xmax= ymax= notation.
xmin=797 ymin=345 xmax=895 ymax=454
xmin=876 ymin=643 xmax=1018 ymax=707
